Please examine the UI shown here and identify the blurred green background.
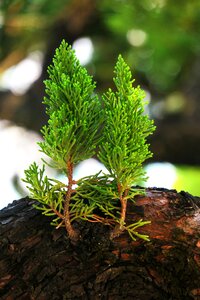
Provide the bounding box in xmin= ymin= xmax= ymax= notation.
xmin=0 ymin=0 xmax=200 ymax=207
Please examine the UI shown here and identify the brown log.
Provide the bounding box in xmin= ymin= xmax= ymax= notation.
xmin=0 ymin=188 xmax=200 ymax=300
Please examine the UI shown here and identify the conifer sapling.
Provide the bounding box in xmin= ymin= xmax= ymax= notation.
xmin=99 ymin=55 xmax=155 ymax=237
xmin=23 ymin=40 xmax=155 ymax=242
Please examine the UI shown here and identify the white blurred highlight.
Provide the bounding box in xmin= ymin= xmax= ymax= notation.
xmin=0 ymin=51 xmax=43 ymax=95
xmin=0 ymin=121 xmax=55 ymax=209
xmin=145 ymin=162 xmax=177 ymax=189
xmin=72 ymin=37 xmax=94 ymax=65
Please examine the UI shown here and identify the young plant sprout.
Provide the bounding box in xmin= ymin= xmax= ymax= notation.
xmin=99 ymin=55 xmax=155 ymax=237
xmin=23 ymin=40 xmax=155 ymax=242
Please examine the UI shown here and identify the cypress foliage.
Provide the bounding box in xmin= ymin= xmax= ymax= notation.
xmin=99 ymin=55 xmax=154 ymax=189
xmin=39 ymin=40 xmax=102 ymax=170
xmin=23 ymin=41 xmax=155 ymax=242
xmin=98 ymin=55 xmax=155 ymax=234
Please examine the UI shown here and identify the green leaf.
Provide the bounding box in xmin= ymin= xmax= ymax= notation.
xmin=98 ymin=55 xmax=155 ymax=191
xmin=40 ymin=40 xmax=104 ymax=169
xmin=23 ymin=41 xmax=155 ymax=242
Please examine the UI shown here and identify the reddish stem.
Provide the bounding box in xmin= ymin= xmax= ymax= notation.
xmin=118 ymin=184 xmax=129 ymax=228
xmin=64 ymin=159 xmax=79 ymax=242
xmin=110 ymin=184 xmax=129 ymax=239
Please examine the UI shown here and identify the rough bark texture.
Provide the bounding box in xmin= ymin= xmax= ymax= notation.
xmin=0 ymin=188 xmax=200 ymax=300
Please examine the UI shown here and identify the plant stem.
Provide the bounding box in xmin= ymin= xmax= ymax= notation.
xmin=119 ymin=196 xmax=127 ymax=229
xmin=110 ymin=184 xmax=129 ymax=239
xmin=64 ymin=159 xmax=79 ymax=242
xmin=118 ymin=184 xmax=129 ymax=229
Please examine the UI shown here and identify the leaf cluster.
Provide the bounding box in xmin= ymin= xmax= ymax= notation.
xmin=99 ymin=55 xmax=155 ymax=192
xmin=24 ymin=163 xmax=150 ymax=241
xmin=23 ymin=40 xmax=155 ymax=241
xmin=39 ymin=40 xmax=102 ymax=170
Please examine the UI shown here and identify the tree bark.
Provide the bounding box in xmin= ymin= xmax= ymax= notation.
xmin=0 ymin=188 xmax=200 ymax=300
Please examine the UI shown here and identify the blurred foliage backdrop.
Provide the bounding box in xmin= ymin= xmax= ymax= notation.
xmin=0 ymin=0 xmax=200 ymax=200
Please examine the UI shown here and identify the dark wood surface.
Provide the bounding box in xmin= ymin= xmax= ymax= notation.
xmin=0 ymin=188 xmax=200 ymax=299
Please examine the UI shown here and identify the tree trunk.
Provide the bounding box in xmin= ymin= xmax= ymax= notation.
xmin=0 ymin=188 xmax=200 ymax=300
